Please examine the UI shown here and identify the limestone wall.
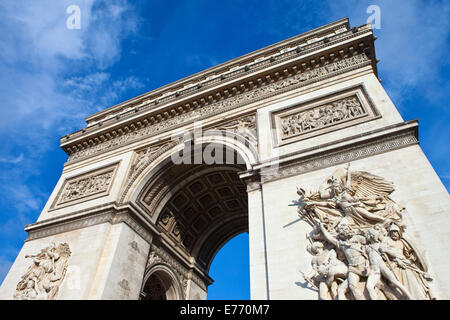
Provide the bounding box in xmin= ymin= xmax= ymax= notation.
xmin=251 ymin=145 xmax=450 ymax=299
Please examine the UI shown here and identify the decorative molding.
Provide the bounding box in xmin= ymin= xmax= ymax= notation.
xmin=64 ymin=20 xmax=370 ymax=133
xmin=137 ymin=163 xmax=188 ymax=218
xmin=246 ymin=181 xmax=261 ymax=193
xmin=240 ymin=173 xmax=261 ymax=193
xmin=112 ymin=212 xmax=153 ymax=243
xmin=26 ymin=211 xmax=114 ymax=242
xmin=65 ymin=53 xmax=371 ymax=163
xmin=120 ymin=140 xmax=180 ymax=204
xmin=25 ymin=204 xmax=153 ymax=244
xmin=215 ymin=114 xmax=258 ymax=147
xmin=121 ymin=113 xmax=257 ymax=205
xmin=51 ymin=163 xmax=119 ymax=210
xmin=261 ymin=131 xmax=418 ymax=184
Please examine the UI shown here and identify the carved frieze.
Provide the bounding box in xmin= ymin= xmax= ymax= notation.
xmin=216 ymin=114 xmax=258 ymax=147
xmin=272 ymin=86 xmax=379 ymax=146
xmin=14 ymin=243 xmax=71 ymax=300
xmin=292 ymin=164 xmax=434 ymax=300
xmin=281 ymin=96 xmax=364 ymax=137
xmin=128 ymin=142 xmax=178 ymax=180
xmin=262 ymin=132 xmax=418 ymax=183
xmin=66 ymin=22 xmax=370 ymax=138
xmin=52 ymin=163 xmax=119 ymax=209
xmin=25 ymin=204 xmax=153 ymax=244
xmin=67 ymin=53 xmax=370 ymax=163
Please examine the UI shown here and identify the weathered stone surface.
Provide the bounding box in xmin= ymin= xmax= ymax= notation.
xmin=1 ymin=18 xmax=449 ymax=301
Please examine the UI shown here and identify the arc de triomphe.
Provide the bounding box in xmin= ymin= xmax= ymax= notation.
xmin=1 ymin=18 xmax=449 ymax=300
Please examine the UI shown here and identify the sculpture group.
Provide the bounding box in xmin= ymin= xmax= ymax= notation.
xmin=281 ymin=96 xmax=365 ymax=138
xmin=293 ymin=164 xmax=434 ymax=300
xmin=13 ymin=243 xmax=71 ymax=300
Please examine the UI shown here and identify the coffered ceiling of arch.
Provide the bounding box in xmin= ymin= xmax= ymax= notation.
xmin=136 ymin=162 xmax=248 ymax=270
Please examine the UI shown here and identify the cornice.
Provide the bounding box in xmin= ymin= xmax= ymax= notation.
xmin=60 ymin=21 xmax=376 ymax=156
xmin=257 ymin=120 xmax=419 ymax=183
xmin=63 ymin=49 xmax=374 ymax=165
xmin=83 ymin=18 xmax=352 ymax=126
xmin=24 ymin=202 xmax=157 ymax=244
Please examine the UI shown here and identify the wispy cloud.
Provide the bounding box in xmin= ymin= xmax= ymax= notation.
xmin=0 ymin=0 xmax=142 ymax=132
xmin=325 ymin=0 xmax=450 ymax=108
xmin=0 ymin=154 xmax=24 ymax=164
xmin=0 ymin=0 xmax=146 ymax=282
xmin=0 ymin=0 xmax=148 ymax=154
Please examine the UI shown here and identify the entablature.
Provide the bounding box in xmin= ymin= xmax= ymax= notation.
xmin=61 ymin=20 xmax=378 ymax=166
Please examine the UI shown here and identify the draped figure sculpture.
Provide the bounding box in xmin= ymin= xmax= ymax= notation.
xmin=292 ymin=164 xmax=434 ymax=300
xmin=13 ymin=243 xmax=71 ymax=300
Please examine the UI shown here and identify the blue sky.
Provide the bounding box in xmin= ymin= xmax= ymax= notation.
xmin=0 ymin=0 xmax=448 ymax=299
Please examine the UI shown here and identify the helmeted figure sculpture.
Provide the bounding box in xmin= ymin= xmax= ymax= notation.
xmin=293 ymin=164 xmax=434 ymax=300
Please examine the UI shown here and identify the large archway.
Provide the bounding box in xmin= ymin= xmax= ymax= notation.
xmin=134 ymin=142 xmax=254 ymax=300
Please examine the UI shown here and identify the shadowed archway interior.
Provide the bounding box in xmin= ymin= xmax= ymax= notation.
xmin=137 ymin=148 xmax=250 ymax=299
xmin=141 ymin=273 xmax=167 ymax=300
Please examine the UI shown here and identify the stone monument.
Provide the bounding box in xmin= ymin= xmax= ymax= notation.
xmin=1 ymin=18 xmax=449 ymax=300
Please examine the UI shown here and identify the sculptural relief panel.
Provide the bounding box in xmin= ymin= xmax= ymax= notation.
xmin=14 ymin=243 xmax=71 ymax=300
xmin=51 ymin=163 xmax=119 ymax=210
xmin=292 ymin=164 xmax=434 ymax=300
xmin=272 ymin=86 xmax=380 ymax=146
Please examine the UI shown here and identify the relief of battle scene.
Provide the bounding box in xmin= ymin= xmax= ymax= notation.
xmin=281 ymin=96 xmax=366 ymax=139
xmin=13 ymin=243 xmax=71 ymax=300
xmin=292 ymin=164 xmax=434 ymax=300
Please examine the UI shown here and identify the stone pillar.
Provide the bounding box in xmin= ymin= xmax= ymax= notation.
xmin=241 ymin=174 xmax=269 ymax=300
xmin=87 ymin=220 xmax=152 ymax=299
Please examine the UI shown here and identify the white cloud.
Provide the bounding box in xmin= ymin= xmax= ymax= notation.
xmin=0 ymin=154 xmax=24 ymax=164
xmin=64 ymin=72 xmax=110 ymax=91
xmin=0 ymin=1 xmax=146 ymax=284
xmin=0 ymin=0 xmax=143 ymax=134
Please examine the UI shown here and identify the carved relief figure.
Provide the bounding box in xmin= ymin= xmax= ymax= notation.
xmin=131 ymin=145 xmax=161 ymax=176
xmin=218 ymin=115 xmax=258 ymax=147
xmin=316 ymin=218 xmax=369 ymax=300
xmin=293 ymin=164 xmax=434 ymax=300
xmin=380 ymin=224 xmax=434 ymax=299
xmin=14 ymin=243 xmax=71 ymax=300
xmin=365 ymin=224 xmax=412 ymax=300
xmin=60 ymin=171 xmax=113 ymax=203
xmin=302 ymin=241 xmax=348 ymax=300
xmin=281 ymin=96 xmax=366 ymax=139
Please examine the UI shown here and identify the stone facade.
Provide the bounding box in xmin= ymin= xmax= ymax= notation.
xmin=1 ymin=18 xmax=449 ymax=300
